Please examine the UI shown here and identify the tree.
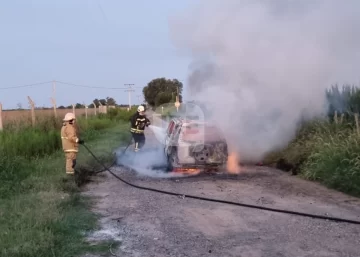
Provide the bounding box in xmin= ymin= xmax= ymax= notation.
xmin=143 ymin=77 xmax=183 ymax=107
xmin=106 ymin=97 xmax=116 ymax=106
xmin=92 ymin=98 xmax=107 ymax=107
xmin=75 ymin=103 xmax=85 ymax=109
xmin=93 ymin=98 xmax=100 ymax=107
xmin=155 ymin=92 xmax=173 ymax=106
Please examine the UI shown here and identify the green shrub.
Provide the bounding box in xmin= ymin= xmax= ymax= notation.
xmin=0 ymin=128 xmax=61 ymax=158
xmin=77 ymin=118 xmax=114 ymax=131
xmin=107 ymin=107 xmax=137 ymax=122
xmin=0 ymin=156 xmax=33 ymax=198
xmin=302 ymin=130 xmax=360 ymax=195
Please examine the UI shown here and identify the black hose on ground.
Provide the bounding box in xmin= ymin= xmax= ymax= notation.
xmin=82 ymin=143 xmax=360 ymax=225
xmin=94 ymin=137 xmax=133 ymax=174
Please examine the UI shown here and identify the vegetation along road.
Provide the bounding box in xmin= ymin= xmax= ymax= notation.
xmin=0 ymin=108 xmax=133 ymax=257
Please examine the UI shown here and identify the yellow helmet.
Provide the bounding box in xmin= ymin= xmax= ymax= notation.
xmin=63 ymin=112 xmax=76 ymax=121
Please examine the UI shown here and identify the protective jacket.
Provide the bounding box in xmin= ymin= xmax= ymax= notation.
xmin=61 ymin=122 xmax=80 ymax=152
xmin=129 ymin=112 xmax=150 ymax=134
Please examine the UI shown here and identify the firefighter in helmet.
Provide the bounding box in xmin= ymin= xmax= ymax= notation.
xmin=129 ymin=105 xmax=150 ymax=151
xmin=61 ymin=113 xmax=84 ymax=174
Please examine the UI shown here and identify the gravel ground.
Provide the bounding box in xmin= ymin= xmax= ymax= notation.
xmin=82 ymin=128 xmax=360 ymax=257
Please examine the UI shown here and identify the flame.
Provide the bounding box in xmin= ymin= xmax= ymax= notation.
xmin=226 ymin=152 xmax=240 ymax=174
xmin=173 ymin=168 xmax=201 ymax=175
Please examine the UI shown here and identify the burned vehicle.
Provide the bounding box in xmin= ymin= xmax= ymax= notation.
xmin=164 ymin=117 xmax=228 ymax=173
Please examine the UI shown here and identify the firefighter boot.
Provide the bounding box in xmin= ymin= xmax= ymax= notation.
xmin=65 ymin=152 xmax=77 ymax=175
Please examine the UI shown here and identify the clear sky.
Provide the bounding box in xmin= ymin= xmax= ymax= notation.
xmin=0 ymin=0 xmax=194 ymax=109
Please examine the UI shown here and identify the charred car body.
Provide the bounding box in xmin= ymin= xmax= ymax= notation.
xmin=164 ymin=117 xmax=228 ymax=172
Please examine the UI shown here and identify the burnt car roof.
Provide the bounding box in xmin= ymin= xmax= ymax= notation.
xmin=175 ymin=119 xmax=226 ymax=142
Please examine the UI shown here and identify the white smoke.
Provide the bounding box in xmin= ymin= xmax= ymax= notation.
xmin=169 ymin=0 xmax=360 ymax=162
xmin=117 ymin=146 xmax=185 ymax=178
xmin=116 ymin=124 xmax=186 ymax=178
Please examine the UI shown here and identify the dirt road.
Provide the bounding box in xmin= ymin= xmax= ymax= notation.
xmin=82 ymin=127 xmax=360 ymax=257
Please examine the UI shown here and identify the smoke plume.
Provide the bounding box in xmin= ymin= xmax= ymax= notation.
xmin=117 ymin=146 xmax=185 ymax=178
xmin=116 ymin=125 xmax=186 ymax=178
xmin=169 ymin=0 xmax=360 ymax=162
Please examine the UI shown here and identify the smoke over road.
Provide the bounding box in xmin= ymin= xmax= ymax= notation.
xmin=117 ymin=146 xmax=185 ymax=178
xmin=116 ymin=125 xmax=187 ymax=178
xmin=169 ymin=0 xmax=360 ymax=162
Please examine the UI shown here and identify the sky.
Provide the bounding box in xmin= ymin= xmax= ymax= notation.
xmin=0 ymin=0 xmax=194 ymax=109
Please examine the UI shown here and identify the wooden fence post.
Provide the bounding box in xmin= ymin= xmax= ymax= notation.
xmin=355 ymin=113 xmax=360 ymax=136
xmin=334 ymin=111 xmax=338 ymax=124
xmin=99 ymin=101 xmax=103 ymax=114
xmin=93 ymin=101 xmax=97 ymax=116
xmin=340 ymin=113 xmax=344 ymax=124
xmin=51 ymin=97 xmax=57 ymax=118
xmin=27 ymin=96 xmax=35 ymax=126
xmin=0 ymin=102 xmax=3 ymax=131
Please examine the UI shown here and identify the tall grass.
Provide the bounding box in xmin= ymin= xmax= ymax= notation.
xmin=265 ymin=84 xmax=360 ymax=197
xmin=302 ymin=128 xmax=360 ymax=195
xmin=106 ymin=106 xmax=137 ymax=121
xmin=0 ymin=115 xmax=119 ymax=159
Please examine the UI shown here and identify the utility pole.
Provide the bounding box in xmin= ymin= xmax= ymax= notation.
xmin=124 ymin=84 xmax=135 ymax=109
xmin=137 ymin=95 xmax=141 ymax=104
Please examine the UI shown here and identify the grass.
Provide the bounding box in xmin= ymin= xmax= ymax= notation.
xmin=264 ymin=111 xmax=360 ymax=197
xmin=0 ymin=113 xmax=131 ymax=257
xmin=106 ymin=106 xmax=137 ymax=122
xmin=301 ymin=125 xmax=360 ymax=196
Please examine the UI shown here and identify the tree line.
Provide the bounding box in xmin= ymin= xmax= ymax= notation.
xmin=13 ymin=77 xmax=183 ymax=110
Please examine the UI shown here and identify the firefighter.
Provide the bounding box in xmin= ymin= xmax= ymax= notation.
xmin=61 ymin=113 xmax=84 ymax=174
xmin=129 ymin=105 xmax=150 ymax=151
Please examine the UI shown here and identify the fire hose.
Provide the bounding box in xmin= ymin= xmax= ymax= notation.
xmin=82 ymin=142 xmax=360 ymax=225
xmin=94 ymin=139 xmax=133 ymax=174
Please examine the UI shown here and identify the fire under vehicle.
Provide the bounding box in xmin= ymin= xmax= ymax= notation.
xmin=164 ymin=117 xmax=229 ymax=173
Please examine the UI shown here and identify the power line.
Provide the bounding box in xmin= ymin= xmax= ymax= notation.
xmin=0 ymin=80 xmax=143 ymax=90
xmin=0 ymin=81 xmax=53 ymax=90
xmin=56 ymin=80 xmax=143 ymax=89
